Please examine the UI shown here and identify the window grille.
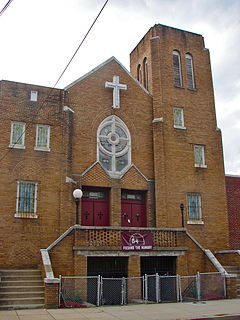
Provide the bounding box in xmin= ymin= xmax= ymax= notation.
xmin=187 ymin=193 xmax=202 ymax=222
xmin=16 ymin=181 xmax=38 ymax=214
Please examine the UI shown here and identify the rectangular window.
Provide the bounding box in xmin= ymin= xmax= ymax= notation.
xmin=9 ymin=121 xmax=26 ymax=149
xmin=34 ymin=124 xmax=50 ymax=151
xmin=194 ymin=145 xmax=207 ymax=168
xmin=30 ymin=90 xmax=38 ymax=101
xmin=187 ymin=193 xmax=203 ymax=223
xmin=15 ymin=181 xmax=38 ymax=218
xmin=173 ymin=107 xmax=185 ymax=129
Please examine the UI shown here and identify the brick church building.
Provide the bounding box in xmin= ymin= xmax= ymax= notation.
xmin=0 ymin=24 xmax=238 ymax=307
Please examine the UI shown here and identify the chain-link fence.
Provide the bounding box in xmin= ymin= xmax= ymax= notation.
xmin=59 ymin=272 xmax=226 ymax=307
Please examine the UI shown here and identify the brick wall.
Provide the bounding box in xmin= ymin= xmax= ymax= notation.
xmin=225 ymin=175 xmax=240 ymax=249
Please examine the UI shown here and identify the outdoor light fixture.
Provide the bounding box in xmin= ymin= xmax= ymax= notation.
xmin=180 ymin=203 xmax=184 ymax=228
xmin=73 ymin=188 xmax=83 ymax=225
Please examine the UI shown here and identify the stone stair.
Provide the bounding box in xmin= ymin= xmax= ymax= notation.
xmin=0 ymin=269 xmax=44 ymax=310
xmin=224 ymin=265 xmax=240 ymax=297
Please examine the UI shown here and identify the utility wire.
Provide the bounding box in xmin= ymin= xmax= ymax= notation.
xmin=0 ymin=0 xmax=109 ymax=163
xmin=0 ymin=0 xmax=13 ymax=16
xmin=54 ymin=0 xmax=109 ymax=88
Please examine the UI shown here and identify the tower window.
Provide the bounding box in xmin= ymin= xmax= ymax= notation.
xmin=173 ymin=50 xmax=182 ymax=87
xmin=187 ymin=193 xmax=203 ymax=223
xmin=194 ymin=145 xmax=207 ymax=168
xmin=137 ymin=64 xmax=142 ymax=84
xmin=173 ymin=107 xmax=185 ymax=129
xmin=186 ymin=54 xmax=195 ymax=89
xmin=143 ymin=57 xmax=148 ymax=89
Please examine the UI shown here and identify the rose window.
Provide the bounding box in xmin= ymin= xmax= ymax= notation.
xmin=97 ymin=115 xmax=131 ymax=177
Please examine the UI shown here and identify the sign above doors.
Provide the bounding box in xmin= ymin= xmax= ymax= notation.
xmin=121 ymin=232 xmax=153 ymax=251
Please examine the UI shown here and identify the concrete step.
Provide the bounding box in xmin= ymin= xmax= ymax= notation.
xmin=0 ymin=286 xmax=44 ymax=293
xmin=0 ymin=292 xmax=44 ymax=299
xmin=0 ymin=269 xmax=41 ymax=276
xmin=0 ymin=304 xmax=44 ymax=310
xmin=0 ymin=269 xmax=44 ymax=310
xmin=0 ymin=280 xmax=43 ymax=287
xmin=0 ymin=297 xmax=44 ymax=306
xmin=0 ymin=275 xmax=42 ymax=281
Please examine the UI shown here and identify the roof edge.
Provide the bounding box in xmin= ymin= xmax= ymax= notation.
xmin=64 ymin=56 xmax=152 ymax=96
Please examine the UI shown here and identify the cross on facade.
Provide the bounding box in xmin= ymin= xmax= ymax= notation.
xmin=105 ymin=75 xmax=127 ymax=109
xmin=97 ymin=211 xmax=104 ymax=220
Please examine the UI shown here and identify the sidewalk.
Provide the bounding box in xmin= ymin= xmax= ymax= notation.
xmin=0 ymin=299 xmax=240 ymax=320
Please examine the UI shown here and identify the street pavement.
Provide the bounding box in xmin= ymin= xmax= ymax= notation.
xmin=0 ymin=299 xmax=240 ymax=320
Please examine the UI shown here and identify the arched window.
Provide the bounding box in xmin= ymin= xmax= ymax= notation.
xmin=143 ymin=57 xmax=148 ymax=89
xmin=185 ymin=53 xmax=195 ymax=89
xmin=172 ymin=50 xmax=182 ymax=87
xmin=97 ymin=115 xmax=131 ymax=177
xmin=137 ymin=64 xmax=142 ymax=84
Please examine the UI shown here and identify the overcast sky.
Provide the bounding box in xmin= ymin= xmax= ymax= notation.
xmin=0 ymin=0 xmax=239 ymax=175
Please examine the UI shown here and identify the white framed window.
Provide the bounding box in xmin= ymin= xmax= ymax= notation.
xmin=34 ymin=124 xmax=50 ymax=151
xmin=15 ymin=181 xmax=38 ymax=218
xmin=173 ymin=50 xmax=183 ymax=87
xmin=187 ymin=193 xmax=203 ymax=224
xmin=173 ymin=107 xmax=185 ymax=129
xmin=194 ymin=145 xmax=207 ymax=168
xmin=186 ymin=54 xmax=195 ymax=89
xmin=9 ymin=121 xmax=26 ymax=149
xmin=30 ymin=90 xmax=38 ymax=101
xmin=97 ymin=115 xmax=131 ymax=178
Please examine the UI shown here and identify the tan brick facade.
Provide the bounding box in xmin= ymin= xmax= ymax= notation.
xmin=0 ymin=24 xmax=232 ymax=297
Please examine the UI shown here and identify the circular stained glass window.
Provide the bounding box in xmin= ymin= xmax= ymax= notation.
xmin=97 ymin=115 xmax=131 ymax=177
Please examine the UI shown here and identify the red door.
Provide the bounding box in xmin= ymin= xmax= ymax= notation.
xmin=121 ymin=191 xmax=146 ymax=227
xmin=81 ymin=190 xmax=109 ymax=226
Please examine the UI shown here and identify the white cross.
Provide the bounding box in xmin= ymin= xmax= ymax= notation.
xmin=105 ymin=75 xmax=127 ymax=109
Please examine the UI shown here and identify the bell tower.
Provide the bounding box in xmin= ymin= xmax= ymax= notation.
xmin=130 ymin=24 xmax=229 ymax=251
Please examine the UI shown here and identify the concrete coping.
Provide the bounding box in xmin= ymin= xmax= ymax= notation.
xmin=215 ymin=250 xmax=240 ymax=255
xmin=44 ymin=278 xmax=60 ymax=284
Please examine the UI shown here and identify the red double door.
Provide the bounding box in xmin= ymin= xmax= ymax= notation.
xmin=81 ymin=190 xmax=146 ymax=227
xmin=81 ymin=190 xmax=109 ymax=226
xmin=121 ymin=192 xmax=146 ymax=227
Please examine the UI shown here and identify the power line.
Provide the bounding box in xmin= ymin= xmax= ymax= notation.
xmin=0 ymin=0 xmax=13 ymax=16
xmin=54 ymin=0 xmax=109 ymax=88
xmin=0 ymin=0 xmax=110 ymax=163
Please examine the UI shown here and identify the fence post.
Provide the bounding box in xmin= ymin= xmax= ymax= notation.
xmin=121 ymin=277 xmax=126 ymax=305
xmin=97 ymin=275 xmax=101 ymax=307
xmin=177 ymin=274 xmax=182 ymax=302
xmin=196 ymin=272 xmax=201 ymax=301
xmin=156 ymin=273 xmax=160 ymax=303
xmin=58 ymin=275 xmax=62 ymax=307
xmin=144 ymin=274 xmax=148 ymax=303
xmin=223 ymin=273 xmax=227 ymax=298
